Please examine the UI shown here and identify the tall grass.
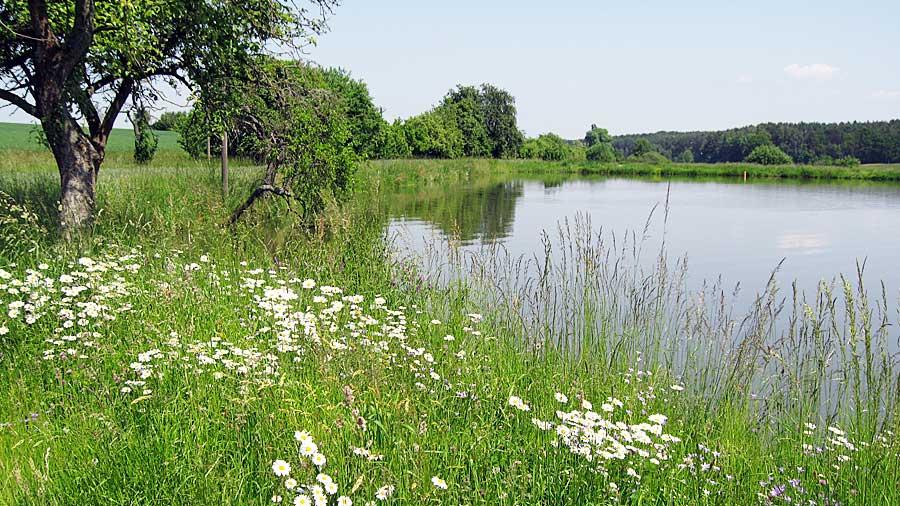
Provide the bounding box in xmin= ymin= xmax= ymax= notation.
xmin=0 ymin=157 xmax=897 ymax=505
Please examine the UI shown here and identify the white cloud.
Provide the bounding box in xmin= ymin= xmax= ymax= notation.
xmin=736 ymin=75 xmax=753 ymax=84
xmin=871 ymin=89 xmax=900 ymax=99
xmin=783 ymin=63 xmax=839 ymax=80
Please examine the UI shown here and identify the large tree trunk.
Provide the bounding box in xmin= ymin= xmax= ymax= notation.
xmin=43 ymin=114 xmax=103 ymax=235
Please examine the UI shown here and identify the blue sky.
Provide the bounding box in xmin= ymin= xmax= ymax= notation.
xmin=2 ymin=0 xmax=899 ymax=137
xmin=307 ymin=0 xmax=900 ymax=136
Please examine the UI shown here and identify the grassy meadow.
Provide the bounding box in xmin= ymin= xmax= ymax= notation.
xmin=0 ymin=141 xmax=898 ymax=505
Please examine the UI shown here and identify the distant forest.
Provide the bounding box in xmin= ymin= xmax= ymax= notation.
xmin=612 ymin=121 xmax=900 ymax=164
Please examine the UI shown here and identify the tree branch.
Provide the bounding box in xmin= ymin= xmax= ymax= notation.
xmin=228 ymin=184 xmax=298 ymax=226
xmin=96 ymin=77 xmax=133 ymax=144
xmin=0 ymin=88 xmax=37 ymax=117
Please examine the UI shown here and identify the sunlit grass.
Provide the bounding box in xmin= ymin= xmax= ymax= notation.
xmin=0 ymin=156 xmax=897 ymax=505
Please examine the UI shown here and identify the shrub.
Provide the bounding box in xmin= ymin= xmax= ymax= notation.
xmin=151 ymin=111 xmax=188 ymax=131
xmin=677 ymin=148 xmax=694 ymax=163
xmin=834 ymin=155 xmax=861 ymax=167
xmin=626 ymin=151 xmax=669 ymax=164
xmin=744 ymin=144 xmax=793 ymax=165
xmin=586 ymin=142 xmax=617 ymax=162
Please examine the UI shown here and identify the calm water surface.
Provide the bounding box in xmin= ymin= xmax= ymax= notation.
xmin=387 ymin=177 xmax=900 ymax=306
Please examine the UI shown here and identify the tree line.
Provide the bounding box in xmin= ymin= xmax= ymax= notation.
xmin=612 ymin=121 xmax=900 ymax=165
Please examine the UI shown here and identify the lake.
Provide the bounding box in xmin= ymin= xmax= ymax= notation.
xmin=387 ymin=176 xmax=900 ymax=311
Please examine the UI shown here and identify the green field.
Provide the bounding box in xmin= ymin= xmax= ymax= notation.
xmin=0 ymin=121 xmax=182 ymax=153
xmin=0 ymin=153 xmax=897 ymax=505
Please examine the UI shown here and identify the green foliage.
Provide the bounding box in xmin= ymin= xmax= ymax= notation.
xmin=631 ymin=138 xmax=656 ymax=157
xmin=231 ymin=60 xmax=359 ymax=221
xmin=132 ymin=109 xmax=159 ymax=164
xmin=403 ymin=109 xmax=464 ymax=159
xmin=320 ymin=68 xmax=386 ymax=160
xmin=376 ymin=120 xmax=412 ymax=159
xmin=834 ymin=155 xmax=861 ymax=167
xmin=612 ymin=120 xmax=900 ymax=164
xmin=478 ymin=83 xmax=524 ymax=158
xmin=520 ymin=133 xmax=583 ymax=161
xmin=586 ymin=142 xmax=618 ymax=162
xmin=626 ymin=151 xmax=669 ymax=164
xmin=397 ymin=83 xmax=522 ymax=159
xmin=151 ymin=112 xmax=188 ymax=131
xmin=676 ymin=148 xmax=694 ymax=163
xmin=583 ymin=124 xmax=612 ymax=147
xmin=745 ymin=144 xmax=794 ymax=165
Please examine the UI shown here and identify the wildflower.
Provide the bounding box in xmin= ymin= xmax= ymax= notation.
xmin=582 ymin=399 xmax=593 ymax=410
xmin=325 ymin=482 xmax=338 ymax=495
xmin=284 ymin=478 xmax=298 ymax=490
xmin=312 ymin=453 xmax=327 ymax=467
xmin=554 ymin=392 xmax=568 ymax=403
xmin=375 ymin=485 xmax=395 ymax=500
xmin=648 ymin=414 xmax=668 ymax=425
xmin=301 ymin=441 xmax=319 ymax=457
xmin=0 ymin=326 xmax=8 ymax=335
xmin=827 ymin=426 xmax=845 ymax=436
xmin=272 ymin=460 xmax=291 ymax=477
xmin=294 ymin=495 xmax=312 ymax=506
xmin=508 ymin=395 xmax=530 ymax=411
xmin=626 ymin=467 xmax=640 ymax=479
xmin=431 ymin=476 xmax=448 ymax=489
xmin=670 ymin=384 xmax=685 ymax=391
xmin=316 ymin=473 xmax=333 ymax=485
xmin=337 ymin=497 xmax=352 ymax=506
xmin=302 ymin=279 xmax=316 ymax=289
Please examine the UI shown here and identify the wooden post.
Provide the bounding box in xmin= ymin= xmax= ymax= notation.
xmin=206 ymin=135 xmax=211 ymax=160
xmin=743 ymin=171 xmax=747 ymax=181
xmin=221 ymin=131 xmax=229 ymax=196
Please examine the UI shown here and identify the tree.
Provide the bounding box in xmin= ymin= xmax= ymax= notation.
xmin=586 ymin=142 xmax=617 ymax=162
xmin=519 ymin=133 xmax=582 ymax=161
xmin=584 ymin=124 xmax=612 ymax=147
xmin=151 ymin=111 xmax=188 ymax=131
xmin=631 ymin=138 xmax=656 ymax=157
xmin=744 ymin=144 xmax=793 ymax=165
xmin=0 ymin=0 xmax=337 ymax=235
xmin=441 ymin=85 xmax=492 ymax=157
xmin=676 ymin=148 xmax=694 ymax=163
xmin=129 ymin=105 xmax=157 ymax=164
xmin=478 ymin=83 xmax=523 ymax=158
xmin=227 ymin=60 xmax=358 ymax=225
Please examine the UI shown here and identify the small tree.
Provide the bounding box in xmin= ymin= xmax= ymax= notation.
xmin=586 ymin=142 xmax=617 ymax=162
xmin=0 ymin=0 xmax=337 ymax=235
xmin=152 ymin=111 xmax=188 ymax=131
xmin=631 ymin=138 xmax=656 ymax=157
xmin=744 ymin=144 xmax=793 ymax=165
xmin=677 ymin=148 xmax=694 ymax=163
xmin=129 ymin=106 xmax=158 ymax=164
xmin=228 ymin=60 xmax=358 ymax=225
xmin=584 ymin=124 xmax=612 ymax=147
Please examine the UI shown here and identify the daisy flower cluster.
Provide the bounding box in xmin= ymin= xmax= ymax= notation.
xmin=0 ymin=252 xmax=139 ymax=361
xmin=271 ymin=431 xmax=351 ymax=506
xmin=512 ymin=389 xmax=681 ymax=483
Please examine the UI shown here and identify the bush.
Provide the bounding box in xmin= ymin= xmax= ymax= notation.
xmin=626 ymin=151 xmax=669 ymax=164
xmin=132 ymin=110 xmax=159 ymax=164
xmin=834 ymin=155 xmax=861 ymax=167
xmin=744 ymin=144 xmax=793 ymax=165
xmin=520 ymin=133 xmax=583 ymax=161
xmin=151 ymin=111 xmax=188 ymax=131
xmin=676 ymin=148 xmax=694 ymax=163
xmin=586 ymin=142 xmax=617 ymax=162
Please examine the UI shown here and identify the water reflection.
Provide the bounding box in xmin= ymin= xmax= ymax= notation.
xmin=387 ymin=180 xmax=523 ymax=244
